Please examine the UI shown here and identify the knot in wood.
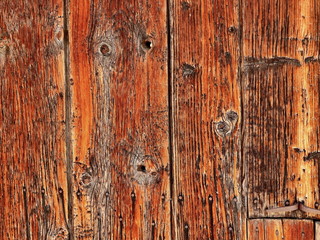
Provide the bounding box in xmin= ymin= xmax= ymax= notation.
xmin=130 ymin=151 xmax=161 ymax=186
xmin=80 ymin=172 xmax=92 ymax=188
xmin=225 ymin=110 xmax=238 ymax=124
xmin=214 ymin=110 xmax=238 ymax=137
xmin=215 ymin=120 xmax=231 ymax=137
xmin=182 ymin=63 xmax=196 ymax=77
xmin=100 ymin=43 xmax=111 ymax=56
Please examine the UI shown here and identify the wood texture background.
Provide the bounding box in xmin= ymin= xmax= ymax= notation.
xmin=0 ymin=0 xmax=319 ymax=239
xmin=248 ymin=219 xmax=314 ymax=240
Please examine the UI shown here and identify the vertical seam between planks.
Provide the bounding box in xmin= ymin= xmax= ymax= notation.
xmin=166 ymin=0 xmax=175 ymax=239
xmin=63 ymin=0 xmax=74 ymax=239
xmin=238 ymin=0 xmax=248 ymax=238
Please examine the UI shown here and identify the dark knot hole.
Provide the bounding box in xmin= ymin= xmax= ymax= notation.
xmin=142 ymin=40 xmax=153 ymax=50
xmin=100 ymin=44 xmax=111 ymax=56
xmin=137 ymin=165 xmax=146 ymax=172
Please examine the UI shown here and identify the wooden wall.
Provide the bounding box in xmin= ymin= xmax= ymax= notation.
xmin=0 ymin=0 xmax=319 ymax=239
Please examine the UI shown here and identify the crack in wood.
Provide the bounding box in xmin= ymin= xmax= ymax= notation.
xmin=243 ymin=56 xmax=301 ymax=70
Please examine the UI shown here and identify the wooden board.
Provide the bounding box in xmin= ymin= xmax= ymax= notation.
xmin=315 ymin=222 xmax=320 ymax=240
xmin=243 ymin=0 xmax=320 ymax=218
xmin=170 ymin=0 xmax=245 ymax=239
xmin=69 ymin=0 xmax=171 ymax=239
xmin=0 ymin=0 xmax=69 ymax=239
xmin=248 ymin=219 xmax=314 ymax=240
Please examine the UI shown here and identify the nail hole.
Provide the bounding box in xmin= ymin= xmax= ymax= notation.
xmin=228 ymin=26 xmax=236 ymax=33
xmin=137 ymin=165 xmax=146 ymax=172
xmin=178 ymin=194 xmax=184 ymax=202
xmin=142 ymin=40 xmax=153 ymax=50
xmin=100 ymin=44 xmax=111 ymax=56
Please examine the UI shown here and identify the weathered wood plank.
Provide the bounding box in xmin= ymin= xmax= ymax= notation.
xmin=69 ymin=0 xmax=170 ymax=239
xmin=0 ymin=0 xmax=69 ymax=239
xmin=315 ymin=221 xmax=320 ymax=240
xmin=248 ymin=219 xmax=314 ymax=240
xmin=170 ymin=0 xmax=245 ymax=239
xmin=243 ymin=0 xmax=320 ymax=218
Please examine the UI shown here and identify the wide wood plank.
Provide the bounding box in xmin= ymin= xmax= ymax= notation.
xmin=0 ymin=0 xmax=69 ymax=239
xmin=248 ymin=219 xmax=314 ymax=240
xmin=243 ymin=0 xmax=320 ymax=218
xmin=170 ymin=0 xmax=245 ymax=239
xmin=69 ymin=0 xmax=170 ymax=239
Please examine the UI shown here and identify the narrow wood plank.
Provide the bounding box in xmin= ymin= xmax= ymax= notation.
xmin=243 ymin=0 xmax=320 ymax=218
xmin=170 ymin=0 xmax=245 ymax=239
xmin=0 ymin=0 xmax=69 ymax=239
xmin=248 ymin=219 xmax=314 ymax=240
xmin=70 ymin=0 xmax=170 ymax=239
xmin=315 ymin=222 xmax=320 ymax=240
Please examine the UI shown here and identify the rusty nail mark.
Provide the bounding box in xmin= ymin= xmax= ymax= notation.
xmin=208 ymin=195 xmax=213 ymax=202
xmin=178 ymin=194 xmax=184 ymax=202
xmin=285 ymin=200 xmax=290 ymax=206
xmin=131 ymin=191 xmax=136 ymax=199
xmin=315 ymin=202 xmax=319 ymax=208
xmin=253 ymin=198 xmax=258 ymax=204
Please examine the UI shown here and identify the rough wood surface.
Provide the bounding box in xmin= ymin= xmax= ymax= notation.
xmin=170 ymin=0 xmax=245 ymax=239
xmin=69 ymin=0 xmax=170 ymax=239
xmin=243 ymin=0 xmax=320 ymax=218
xmin=2 ymin=0 xmax=320 ymax=239
xmin=316 ymin=222 xmax=320 ymax=240
xmin=248 ymin=219 xmax=314 ymax=240
xmin=0 ymin=0 xmax=69 ymax=239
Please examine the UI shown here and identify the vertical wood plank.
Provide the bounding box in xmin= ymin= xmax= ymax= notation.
xmin=315 ymin=222 xmax=320 ymax=240
xmin=170 ymin=0 xmax=245 ymax=239
xmin=0 ymin=0 xmax=69 ymax=239
xmin=69 ymin=0 xmax=170 ymax=239
xmin=243 ymin=0 xmax=320 ymax=218
xmin=248 ymin=219 xmax=314 ymax=240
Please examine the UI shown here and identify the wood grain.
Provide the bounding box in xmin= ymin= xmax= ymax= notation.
xmin=0 ymin=0 xmax=69 ymax=239
xmin=170 ymin=0 xmax=245 ymax=239
xmin=316 ymin=221 xmax=320 ymax=240
xmin=69 ymin=0 xmax=171 ymax=239
xmin=243 ymin=0 xmax=320 ymax=218
xmin=248 ymin=219 xmax=314 ymax=240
